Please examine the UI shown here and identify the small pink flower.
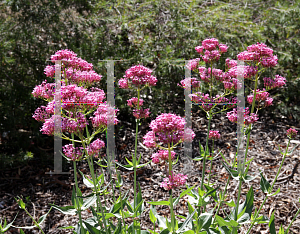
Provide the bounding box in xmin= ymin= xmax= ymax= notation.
xmin=127 ymin=97 xmax=144 ymax=108
xmin=177 ymin=77 xmax=201 ymax=89
xmin=133 ymin=108 xmax=150 ymax=119
xmin=195 ymin=46 xmax=204 ymax=54
xmin=119 ymin=65 xmax=157 ymax=89
xmin=62 ymin=144 xmax=84 ymax=161
xmin=287 ymin=128 xmax=298 ymax=139
xmin=151 ymin=150 xmax=176 ymax=164
xmin=86 ymin=139 xmax=105 ymax=157
xmin=265 ymin=97 xmax=273 ymax=107
xmin=209 ymin=130 xmax=221 ymax=140
xmin=160 ymin=172 xmax=188 ymax=190
xmin=186 ymin=58 xmax=201 ymax=70
xmin=219 ymin=44 xmax=228 ymax=53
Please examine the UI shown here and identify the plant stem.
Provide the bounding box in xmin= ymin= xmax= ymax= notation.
xmin=99 ymin=166 xmax=108 ymax=207
xmin=286 ymin=206 xmax=300 ymax=234
xmin=132 ymin=88 xmax=141 ymax=234
xmin=23 ymin=208 xmax=45 ymax=234
xmin=201 ymin=110 xmax=212 ymax=191
xmin=246 ymin=140 xmax=291 ymax=234
xmin=167 ymin=143 xmax=175 ymax=233
xmin=244 ymin=74 xmax=258 ymax=163
xmin=207 ymin=140 xmax=214 ymax=186
xmin=86 ymin=156 xmax=108 ymax=233
xmin=71 ymin=133 xmax=84 ymax=233
xmin=117 ymin=173 xmax=127 ymax=234
xmin=73 ymin=161 xmax=84 ymax=233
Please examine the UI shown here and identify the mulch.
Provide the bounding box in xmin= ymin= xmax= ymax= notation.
xmin=1 ymin=109 xmax=300 ymax=234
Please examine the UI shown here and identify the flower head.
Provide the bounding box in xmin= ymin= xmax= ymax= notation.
xmin=86 ymin=139 xmax=105 ymax=157
xmin=209 ymin=131 xmax=221 ymax=140
xmin=287 ymin=128 xmax=298 ymax=139
xmin=62 ymin=144 xmax=84 ymax=161
xmin=151 ymin=150 xmax=176 ymax=164
xmin=119 ymin=65 xmax=157 ymax=89
xmin=160 ymin=172 xmax=188 ymax=190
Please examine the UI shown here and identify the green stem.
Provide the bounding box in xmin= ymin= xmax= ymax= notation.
xmin=215 ymin=153 xmax=238 ymax=219
xmin=71 ymin=133 xmax=84 ymax=233
xmin=99 ymin=166 xmax=108 ymax=207
xmin=133 ymin=88 xmax=141 ymax=234
xmin=73 ymin=161 xmax=84 ymax=232
xmin=117 ymin=171 xmax=127 ymax=234
xmin=87 ymin=156 xmax=108 ymax=232
xmin=105 ymin=130 xmax=117 ymax=204
xmin=208 ymin=140 xmax=214 ymax=186
xmin=201 ymin=110 xmax=212 ymax=191
xmin=246 ymin=140 xmax=291 ymax=234
xmin=168 ymin=143 xmax=175 ymax=233
xmin=286 ymin=206 xmax=300 ymax=234
xmin=22 ymin=207 xmax=45 ymax=234
xmin=244 ymin=74 xmax=259 ymax=162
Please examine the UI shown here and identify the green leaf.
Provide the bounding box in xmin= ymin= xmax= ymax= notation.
xmin=38 ymin=207 xmax=52 ymax=224
xmin=149 ymin=206 xmax=157 ymax=223
xmin=83 ymin=220 xmax=100 ymax=234
xmin=268 ymin=211 xmax=276 ymax=234
xmin=78 ymin=170 xmax=95 ymax=188
xmin=198 ymin=213 xmax=213 ymax=230
xmin=269 ymin=187 xmax=280 ymax=197
xmin=82 ymin=194 xmax=97 ymax=210
xmin=215 ymin=215 xmax=239 ymax=228
xmin=125 ymin=156 xmax=133 ymax=166
xmin=177 ymin=209 xmax=196 ymax=233
xmin=183 ymin=231 xmax=195 ymax=234
xmin=219 ymin=150 xmax=231 ymax=166
xmin=115 ymin=172 xmax=123 ymax=188
xmin=278 ymin=224 xmax=285 ymax=234
xmin=225 ymin=200 xmax=235 ymax=207
xmin=147 ymin=201 xmax=170 ymax=206
xmin=51 ymin=204 xmax=77 ymax=215
xmin=58 ymin=226 xmax=75 ymax=230
xmin=221 ymin=161 xmax=239 ymax=180
xmin=259 ymin=170 xmax=271 ymax=194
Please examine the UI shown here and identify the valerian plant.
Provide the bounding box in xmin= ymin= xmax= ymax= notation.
xmin=4 ymin=39 xmax=299 ymax=234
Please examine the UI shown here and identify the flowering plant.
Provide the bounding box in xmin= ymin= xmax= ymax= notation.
xmin=6 ymin=41 xmax=299 ymax=234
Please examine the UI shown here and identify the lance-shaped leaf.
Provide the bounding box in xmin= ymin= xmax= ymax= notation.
xmin=259 ymin=170 xmax=271 ymax=194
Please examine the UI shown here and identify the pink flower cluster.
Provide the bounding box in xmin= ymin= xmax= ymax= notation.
xmin=151 ymin=150 xmax=176 ymax=164
xmin=227 ymin=107 xmax=259 ymax=125
xmin=237 ymin=43 xmax=278 ymax=67
xmin=143 ymin=113 xmax=195 ymax=146
xmin=209 ymin=131 xmax=221 ymax=140
xmin=247 ymin=89 xmax=273 ymax=107
xmin=177 ymin=77 xmax=201 ymax=90
xmin=126 ymin=97 xmax=150 ymax=119
xmin=32 ymin=106 xmax=51 ymax=122
xmin=160 ymin=172 xmax=188 ymax=191
xmin=186 ymin=58 xmax=201 ymax=70
xmin=51 ymin=49 xmax=93 ymax=71
xmin=287 ymin=128 xmax=298 ymax=139
xmin=32 ymin=80 xmax=55 ymax=100
xmin=227 ymin=65 xmax=258 ymax=79
xmin=195 ymin=38 xmax=228 ymax=63
xmin=62 ymin=144 xmax=84 ymax=161
xmin=118 ymin=65 xmax=157 ymax=89
xmin=263 ymin=75 xmax=286 ymax=89
xmin=189 ymin=92 xmax=233 ymax=111
xmin=133 ymin=108 xmax=150 ymax=119
xmin=90 ymin=102 xmax=119 ymax=129
xmin=127 ymin=97 xmax=144 ymax=108
xmin=86 ymin=139 xmax=106 ymax=157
